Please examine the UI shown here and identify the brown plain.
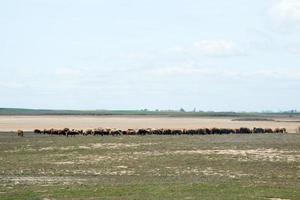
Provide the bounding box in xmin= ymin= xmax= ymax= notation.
xmin=0 ymin=115 xmax=299 ymax=133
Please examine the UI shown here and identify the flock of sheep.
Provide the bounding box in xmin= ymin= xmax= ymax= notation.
xmin=15 ymin=127 xmax=288 ymax=137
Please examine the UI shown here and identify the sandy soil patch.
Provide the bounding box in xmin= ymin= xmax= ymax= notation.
xmin=268 ymin=198 xmax=290 ymax=200
xmin=51 ymin=161 xmax=75 ymax=165
xmin=77 ymin=154 xmax=138 ymax=163
xmin=78 ymin=155 xmax=114 ymax=163
xmin=0 ymin=176 xmax=87 ymax=185
xmin=147 ymin=167 xmax=249 ymax=178
xmin=4 ymin=142 xmax=158 ymax=153
xmin=171 ymin=149 xmax=300 ymax=162
xmin=69 ymin=169 xmax=135 ymax=176
xmin=74 ymin=148 xmax=300 ymax=164
xmin=128 ymin=148 xmax=300 ymax=162
xmin=176 ymin=167 xmax=249 ymax=178
xmin=89 ymin=142 xmax=157 ymax=149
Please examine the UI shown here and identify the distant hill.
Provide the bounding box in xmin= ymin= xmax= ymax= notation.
xmin=0 ymin=108 xmax=299 ymax=118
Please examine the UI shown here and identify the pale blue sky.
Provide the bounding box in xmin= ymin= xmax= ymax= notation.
xmin=1 ymin=0 xmax=300 ymax=111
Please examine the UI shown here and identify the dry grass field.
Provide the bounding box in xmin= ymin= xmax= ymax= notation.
xmin=1 ymin=132 xmax=300 ymax=199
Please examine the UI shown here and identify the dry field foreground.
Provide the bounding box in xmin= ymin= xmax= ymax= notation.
xmin=1 ymin=133 xmax=300 ymax=199
xmin=0 ymin=115 xmax=299 ymax=133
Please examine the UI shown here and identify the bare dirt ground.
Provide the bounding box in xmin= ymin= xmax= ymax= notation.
xmin=0 ymin=115 xmax=299 ymax=133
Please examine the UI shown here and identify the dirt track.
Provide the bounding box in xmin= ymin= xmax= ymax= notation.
xmin=0 ymin=115 xmax=299 ymax=133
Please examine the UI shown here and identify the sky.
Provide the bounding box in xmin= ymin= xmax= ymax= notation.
xmin=0 ymin=0 xmax=300 ymax=111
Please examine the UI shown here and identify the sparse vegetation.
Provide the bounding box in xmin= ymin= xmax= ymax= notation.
xmin=1 ymin=132 xmax=300 ymax=199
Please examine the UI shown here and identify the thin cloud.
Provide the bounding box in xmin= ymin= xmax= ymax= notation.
xmin=268 ymin=0 xmax=300 ymax=32
xmin=149 ymin=64 xmax=300 ymax=80
xmin=172 ymin=40 xmax=244 ymax=57
xmin=270 ymin=0 xmax=300 ymax=22
xmin=54 ymin=67 xmax=83 ymax=77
